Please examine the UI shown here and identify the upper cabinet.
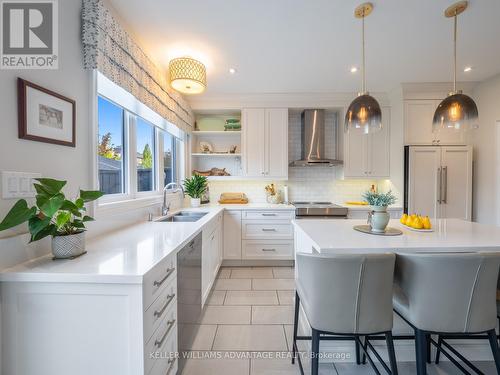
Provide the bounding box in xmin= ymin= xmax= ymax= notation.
xmin=242 ymin=108 xmax=288 ymax=179
xmin=344 ymin=107 xmax=390 ymax=178
xmin=404 ymin=99 xmax=465 ymax=145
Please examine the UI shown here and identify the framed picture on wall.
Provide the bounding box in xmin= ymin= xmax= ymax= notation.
xmin=18 ymin=78 xmax=76 ymax=147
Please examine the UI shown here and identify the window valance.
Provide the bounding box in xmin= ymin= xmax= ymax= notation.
xmin=82 ymin=0 xmax=195 ymax=132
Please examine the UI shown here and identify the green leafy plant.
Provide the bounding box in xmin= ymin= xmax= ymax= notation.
xmin=0 ymin=178 xmax=104 ymax=241
xmin=362 ymin=190 xmax=397 ymax=207
xmin=183 ymin=175 xmax=208 ymax=199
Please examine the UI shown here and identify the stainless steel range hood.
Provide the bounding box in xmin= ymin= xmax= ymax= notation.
xmin=290 ymin=109 xmax=343 ymax=167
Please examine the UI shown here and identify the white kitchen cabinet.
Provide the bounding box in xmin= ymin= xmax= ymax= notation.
xmin=202 ymin=212 xmax=223 ymax=306
xmin=223 ymin=211 xmax=242 ymax=260
xmin=404 ymin=99 xmax=465 ymax=145
xmin=407 ymin=145 xmax=472 ymax=220
xmin=242 ymin=108 xmax=288 ymax=179
xmin=344 ymin=107 xmax=390 ymax=178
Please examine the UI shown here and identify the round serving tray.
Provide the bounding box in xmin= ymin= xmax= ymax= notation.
xmin=353 ymin=225 xmax=403 ymax=236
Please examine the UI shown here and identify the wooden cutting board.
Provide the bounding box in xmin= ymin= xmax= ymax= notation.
xmin=219 ymin=193 xmax=249 ymax=204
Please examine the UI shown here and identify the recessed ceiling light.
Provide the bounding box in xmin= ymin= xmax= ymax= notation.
xmin=463 ymin=66 xmax=473 ymax=72
xmin=350 ymin=66 xmax=358 ymax=73
xmin=229 ymin=68 xmax=237 ymax=74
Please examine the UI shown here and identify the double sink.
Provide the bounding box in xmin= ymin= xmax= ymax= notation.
xmin=155 ymin=211 xmax=208 ymax=223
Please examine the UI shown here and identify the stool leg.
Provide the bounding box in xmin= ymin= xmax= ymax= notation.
xmin=487 ymin=329 xmax=500 ymax=374
xmin=415 ymin=329 xmax=428 ymax=375
xmin=311 ymin=328 xmax=320 ymax=375
xmin=435 ymin=336 xmax=442 ymax=364
xmin=385 ymin=332 xmax=399 ymax=375
xmin=355 ymin=336 xmax=361 ymax=365
xmin=426 ymin=334 xmax=431 ymax=364
xmin=292 ymin=291 xmax=300 ymax=364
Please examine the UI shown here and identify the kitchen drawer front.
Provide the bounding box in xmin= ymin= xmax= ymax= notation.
xmin=144 ymin=276 xmax=177 ymax=343
xmin=203 ymin=211 xmax=222 ymax=236
xmin=149 ymin=354 xmax=177 ymax=375
xmin=242 ymin=221 xmax=293 ymax=240
xmin=143 ymin=253 xmax=177 ymax=310
xmin=145 ymin=304 xmax=177 ymax=374
xmin=243 ymin=210 xmax=294 ymax=220
xmin=242 ymin=240 xmax=294 ymax=260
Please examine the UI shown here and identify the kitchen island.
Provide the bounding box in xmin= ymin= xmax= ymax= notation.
xmin=292 ymin=218 xmax=500 ymax=364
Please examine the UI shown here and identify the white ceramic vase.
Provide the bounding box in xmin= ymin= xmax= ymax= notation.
xmin=51 ymin=231 xmax=86 ymax=259
xmin=368 ymin=205 xmax=390 ymax=233
xmin=191 ymin=198 xmax=201 ymax=208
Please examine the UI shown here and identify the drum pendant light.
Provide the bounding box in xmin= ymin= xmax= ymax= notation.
xmin=169 ymin=57 xmax=207 ymax=95
xmin=433 ymin=1 xmax=478 ymax=133
xmin=345 ymin=3 xmax=382 ymax=135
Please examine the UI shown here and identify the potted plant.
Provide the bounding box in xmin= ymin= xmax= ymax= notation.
xmin=0 ymin=178 xmax=103 ymax=259
xmin=362 ymin=190 xmax=397 ymax=233
xmin=183 ymin=175 xmax=208 ymax=208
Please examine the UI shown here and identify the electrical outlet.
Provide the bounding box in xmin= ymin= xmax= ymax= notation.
xmin=1 ymin=171 xmax=41 ymax=199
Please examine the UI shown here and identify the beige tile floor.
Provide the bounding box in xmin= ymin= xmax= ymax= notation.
xmin=181 ymin=266 xmax=497 ymax=375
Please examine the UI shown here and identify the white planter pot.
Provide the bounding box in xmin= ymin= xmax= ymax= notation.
xmin=368 ymin=205 xmax=390 ymax=233
xmin=190 ymin=198 xmax=201 ymax=208
xmin=51 ymin=232 xmax=86 ymax=259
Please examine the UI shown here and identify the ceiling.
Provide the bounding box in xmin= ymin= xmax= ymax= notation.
xmin=108 ymin=0 xmax=500 ymax=95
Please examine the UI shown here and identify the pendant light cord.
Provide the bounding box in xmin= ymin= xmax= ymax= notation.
xmin=453 ymin=13 xmax=457 ymax=93
xmin=362 ymin=14 xmax=366 ymax=94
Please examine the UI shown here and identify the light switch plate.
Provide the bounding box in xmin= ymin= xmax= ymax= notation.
xmin=2 ymin=171 xmax=41 ymax=199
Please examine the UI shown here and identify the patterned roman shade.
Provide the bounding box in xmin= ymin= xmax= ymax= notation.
xmin=81 ymin=0 xmax=195 ymax=132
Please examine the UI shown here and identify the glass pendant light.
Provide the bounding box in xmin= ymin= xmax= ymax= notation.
xmin=345 ymin=3 xmax=382 ymax=135
xmin=433 ymin=1 xmax=478 ymax=133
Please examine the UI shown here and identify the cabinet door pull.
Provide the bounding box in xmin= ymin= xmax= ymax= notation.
xmin=261 ymin=228 xmax=277 ymax=232
xmin=166 ymin=358 xmax=176 ymax=375
xmin=442 ymin=166 xmax=448 ymax=204
xmin=153 ymin=268 xmax=175 ymax=287
xmin=262 ymin=248 xmax=276 ymax=252
xmin=154 ymin=293 xmax=176 ymax=318
xmin=437 ymin=167 xmax=442 ymax=204
xmin=261 ymin=213 xmax=277 ymax=217
xmin=155 ymin=319 xmax=176 ymax=348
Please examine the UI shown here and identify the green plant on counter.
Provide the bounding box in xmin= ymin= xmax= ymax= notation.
xmin=183 ymin=175 xmax=208 ymax=199
xmin=362 ymin=190 xmax=397 ymax=207
xmin=0 ymin=178 xmax=104 ymax=241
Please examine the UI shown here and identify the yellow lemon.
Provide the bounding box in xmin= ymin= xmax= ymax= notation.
xmin=413 ymin=217 xmax=424 ymax=229
xmin=400 ymin=214 xmax=408 ymax=224
xmin=423 ymin=216 xmax=432 ymax=229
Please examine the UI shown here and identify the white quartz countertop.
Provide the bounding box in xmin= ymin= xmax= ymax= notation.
xmin=211 ymin=203 xmax=295 ymax=210
xmin=293 ymin=218 xmax=500 ymax=253
xmin=0 ymin=207 xmax=224 ymax=284
xmin=337 ymin=204 xmax=403 ymax=211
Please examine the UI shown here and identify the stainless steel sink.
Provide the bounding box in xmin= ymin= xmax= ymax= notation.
xmin=155 ymin=211 xmax=208 ymax=223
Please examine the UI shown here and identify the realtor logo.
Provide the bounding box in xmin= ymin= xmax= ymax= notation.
xmin=1 ymin=0 xmax=58 ymax=69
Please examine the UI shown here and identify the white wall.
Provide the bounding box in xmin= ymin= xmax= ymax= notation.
xmin=0 ymin=0 xmax=93 ymax=268
xmin=471 ymin=73 xmax=500 ymax=224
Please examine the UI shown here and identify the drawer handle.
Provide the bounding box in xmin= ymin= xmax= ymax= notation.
xmin=153 ymin=268 xmax=175 ymax=287
xmin=166 ymin=358 xmax=176 ymax=375
xmin=261 ymin=213 xmax=277 ymax=216
xmin=262 ymin=248 xmax=276 ymax=252
xmin=262 ymin=228 xmax=277 ymax=232
xmin=154 ymin=293 xmax=176 ymax=318
xmin=155 ymin=319 xmax=176 ymax=348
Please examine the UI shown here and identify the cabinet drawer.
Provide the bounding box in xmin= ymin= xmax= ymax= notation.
xmin=243 ymin=210 xmax=294 ymax=220
xmin=145 ymin=305 xmax=177 ymax=374
xmin=143 ymin=254 xmax=176 ymax=310
xmin=242 ymin=221 xmax=293 ymax=240
xmin=242 ymin=240 xmax=294 ymax=260
xmin=144 ymin=276 xmax=177 ymax=343
xmin=149 ymin=354 xmax=177 ymax=375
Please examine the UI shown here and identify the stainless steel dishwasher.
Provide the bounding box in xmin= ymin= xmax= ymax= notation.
xmin=176 ymin=232 xmax=202 ymax=373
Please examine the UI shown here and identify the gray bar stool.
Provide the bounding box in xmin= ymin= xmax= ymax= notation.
xmin=292 ymin=252 xmax=398 ymax=375
xmin=393 ymin=252 xmax=500 ymax=375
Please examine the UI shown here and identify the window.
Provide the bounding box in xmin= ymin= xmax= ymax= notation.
xmin=96 ymin=89 xmax=182 ymax=203
xmin=97 ymin=97 xmax=125 ymax=195
xmin=136 ymin=118 xmax=155 ymax=192
xmin=161 ymin=130 xmax=176 ymax=187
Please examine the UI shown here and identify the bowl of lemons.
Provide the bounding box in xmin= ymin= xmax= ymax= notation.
xmin=400 ymin=213 xmax=433 ymax=232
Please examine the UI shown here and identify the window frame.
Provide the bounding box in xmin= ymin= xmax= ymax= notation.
xmin=93 ymin=72 xmax=185 ymax=211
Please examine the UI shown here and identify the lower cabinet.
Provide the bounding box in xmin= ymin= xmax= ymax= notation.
xmin=1 ymin=252 xmax=179 ymax=375
xmin=223 ymin=209 xmax=295 ymax=261
xmin=202 ymin=212 xmax=223 ymax=306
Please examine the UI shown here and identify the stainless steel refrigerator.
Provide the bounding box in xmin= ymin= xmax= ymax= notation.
xmin=404 ymin=145 xmax=473 ymax=220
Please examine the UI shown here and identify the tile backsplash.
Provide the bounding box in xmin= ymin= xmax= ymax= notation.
xmin=207 ymin=111 xmax=401 ymax=205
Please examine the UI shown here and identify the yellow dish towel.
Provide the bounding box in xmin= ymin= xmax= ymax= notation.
xmin=345 ymin=201 xmax=368 ymax=206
